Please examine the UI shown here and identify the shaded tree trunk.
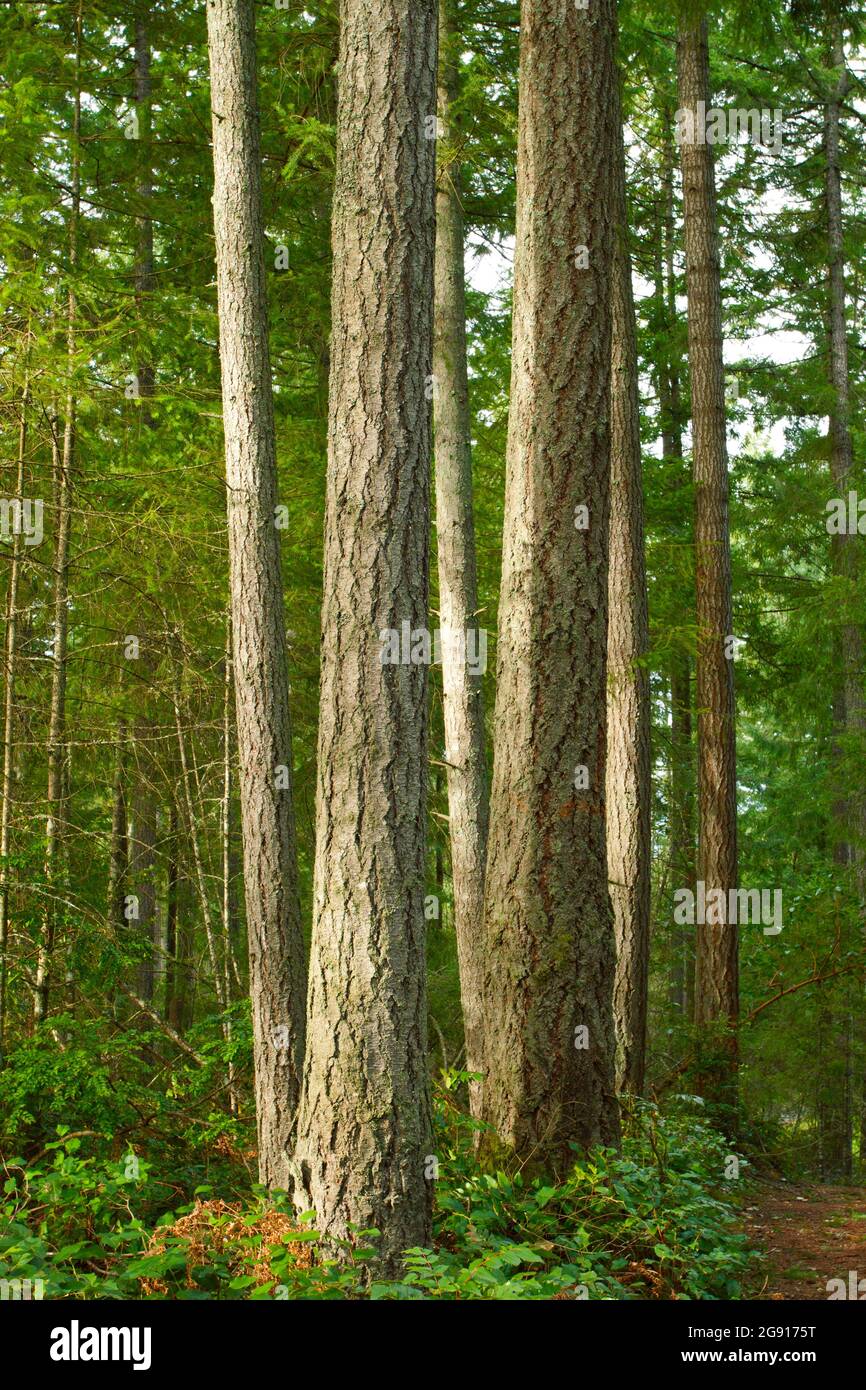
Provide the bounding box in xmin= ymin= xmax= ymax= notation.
xmin=34 ymin=13 xmax=80 ymax=1023
xmin=480 ymin=0 xmax=621 ymax=1172
xmin=669 ymin=653 xmax=696 ymax=1017
xmin=821 ymin=16 xmax=858 ymax=1180
xmin=0 ymin=367 xmax=30 ymax=1061
xmin=164 ymin=797 xmax=192 ymax=1033
xmin=676 ymin=18 xmax=739 ymax=1097
xmin=607 ymin=85 xmax=651 ymax=1097
xmin=652 ymin=115 xmax=696 ymax=1018
xmin=107 ymin=720 xmax=128 ymax=936
xmin=206 ymin=0 xmax=307 ymax=1188
xmin=290 ymin=0 xmax=438 ymax=1270
xmin=129 ymin=722 xmax=157 ymax=1003
xmin=433 ymin=0 xmax=488 ymax=1115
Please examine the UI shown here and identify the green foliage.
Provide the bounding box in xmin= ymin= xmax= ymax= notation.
xmin=0 ymin=1087 xmax=753 ymax=1301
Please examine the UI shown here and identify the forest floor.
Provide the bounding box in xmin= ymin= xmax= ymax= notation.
xmin=744 ymin=1180 xmax=866 ymax=1299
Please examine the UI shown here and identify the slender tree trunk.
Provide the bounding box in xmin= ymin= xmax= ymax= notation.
xmin=164 ymin=797 xmax=189 ymax=1032
xmin=206 ymin=0 xmax=307 ymax=1187
xmin=0 ymin=369 xmax=30 ymax=1061
xmin=433 ymin=0 xmax=488 ymax=1114
xmin=822 ymin=16 xmax=857 ymax=1180
xmin=653 ymin=114 xmax=695 ymax=1019
xmin=480 ymin=0 xmax=620 ymax=1172
xmin=129 ymin=722 xmax=157 ymax=1003
xmin=669 ymin=653 xmax=696 ymax=1017
xmin=170 ymin=654 xmax=224 ymax=1010
xmin=676 ymin=18 xmax=739 ymax=1097
xmin=107 ymin=720 xmax=128 ymax=935
xmin=607 ymin=86 xmax=651 ymax=1097
xmin=134 ymin=13 xmax=154 ymax=420
xmin=35 ymin=11 xmax=80 ymax=1024
xmin=290 ymin=0 xmax=438 ymax=1269
xmin=222 ymin=615 xmax=237 ymax=1113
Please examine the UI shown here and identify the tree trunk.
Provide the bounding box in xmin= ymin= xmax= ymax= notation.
xmin=34 ymin=12 xmax=80 ymax=1024
xmin=107 ymin=720 xmax=128 ymax=936
xmin=206 ymin=0 xmax=307 ymax=1187
xmin=433 ymin=0 xmax=488 ymax=1114
xmin=822 ymin=16 xmax=858 ymax=1180
xmin=133 ymin=13 xmax=154 ymax=421
xmin=480 ymin=0 xmax=621 ymax=1172
xmin=653 ymin=112 xmax=695 ymax=1020
xmin=669 ymin=653 xmax=696 ymax=1017
xmin=290 ymin=0 xmax=438 ymax=1270
xmin=164 ymin=797 xmax=191 ymax=1033
xmin=607 ymin=85 xmax=651 ymax=1097
xmin=129 ymin=723 xmax=157 ymax=1003
xmin=676 ymin=18 xmax=739 ymax=1095
xmin=0 ymin=368 xmax=30 ymax=1061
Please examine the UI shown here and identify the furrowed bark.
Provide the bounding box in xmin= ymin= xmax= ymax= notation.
xmin=676 ymin=18 xmax=739 ymax=1097
xmin=290 ymin=0 xmax=438 ymax=1270
xmin=480 ymin=0 xmax=621 ymax=1172
xmin=206 ymin=0 xmax=307 ymax=1187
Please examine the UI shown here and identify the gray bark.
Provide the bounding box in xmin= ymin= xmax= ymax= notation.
xmin=206 ymin=0 xmax=307 ymax=1187
xmin=290 ymin=0 xmax=438 ymax=1271
xmin=480 ymin=0 xmax=621 ymax=1172
xmin=433 ymin=0 xmax=488 ymax=1115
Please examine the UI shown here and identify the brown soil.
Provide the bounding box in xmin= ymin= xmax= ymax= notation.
xmin=744 ymin=1181 xmax=866 ymax=1300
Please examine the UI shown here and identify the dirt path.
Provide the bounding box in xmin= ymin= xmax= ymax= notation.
xmin=744 ymin=1181 xmax=866 ymax=1299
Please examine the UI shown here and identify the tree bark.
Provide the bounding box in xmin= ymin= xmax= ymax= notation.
xmin=821 ymin=15 xmax=858 ymax=1180
xmin=676 ymin=18 xmax=739 ymax=1093
xmin=206 ymin=0 xmax=307 ymax=1187
xmin=107 ymin=720 xmax=128 ymax=937
xmin=129 ymin=722 xmax=157 ymax=1003
xmin=0 ymin=367 xmax=30 ymax=1061
xmin=34 ymin=10 xmax=80 ymax=1024
xmin=479 ymin=0 xmax=621 ymax=1172
xmin=669 ymin=653 xmax=696 ymax=1017
xmin=433 ymin=0 xmax=488 ymax=1115
xmin=607 ymin=85 xmax=651 ymax=1097
xmin=290 ymin=0 xmax=438 ymax=1270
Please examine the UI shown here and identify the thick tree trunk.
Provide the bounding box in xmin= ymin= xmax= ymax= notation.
xmin=676 ymin=19 xmax=739 ymax=1094
xmin=290 ymin=0 xmax=438 ymax=1270
xmin=607 ymin=88 xmax=651 ymax=1097
xmin=206 ymin=0 xmax=307 ymax=1187
xmin=480 ymin=0 xmax=621 ymax=1172
xmin=822 ymin=17 xmax=858 ymax=1180
xmin=433 ymin=0 xmax=488 ymax=1114
xmin=34 ymin=18 xmax=80 ymax=1024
